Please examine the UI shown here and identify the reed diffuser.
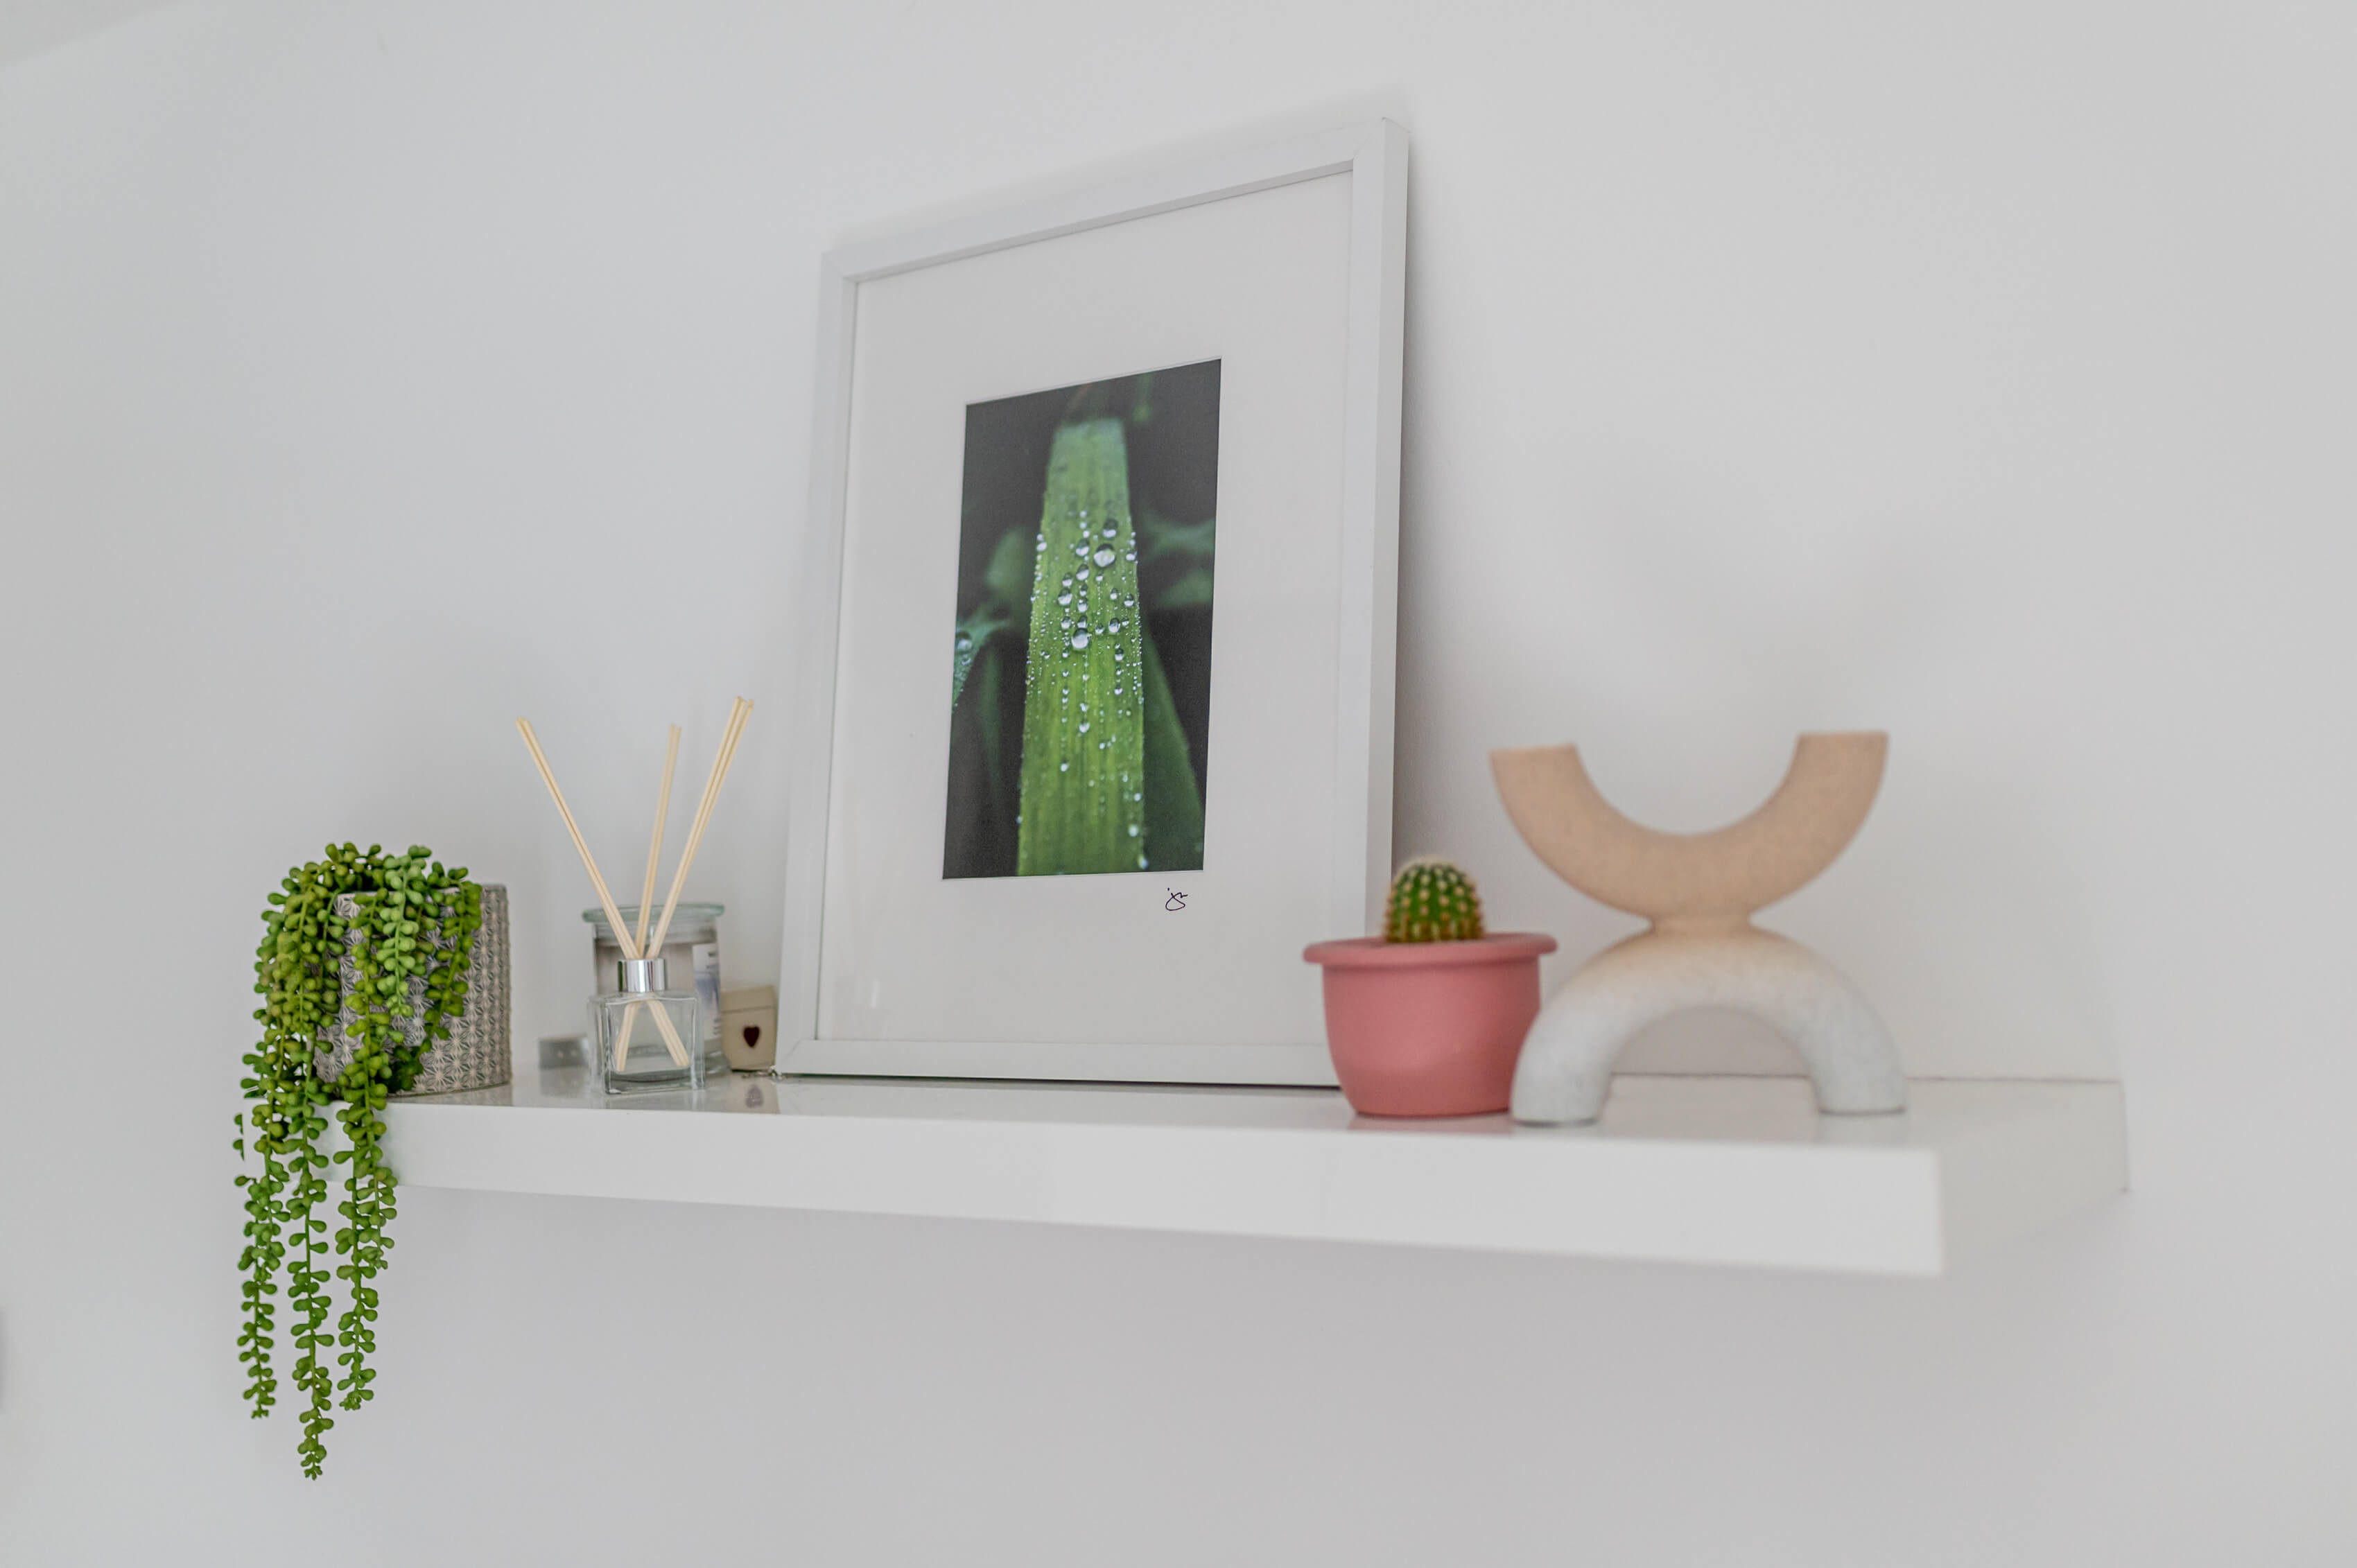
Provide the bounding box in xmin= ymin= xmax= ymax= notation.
xmin=517 ymin=698 xmax=752 ymax=1092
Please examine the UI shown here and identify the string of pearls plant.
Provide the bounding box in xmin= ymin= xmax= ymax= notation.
xmin=236 ymin=843 xmax=480 ymax=1478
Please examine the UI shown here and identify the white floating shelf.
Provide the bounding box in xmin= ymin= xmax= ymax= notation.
xmin=384 ymin=1070 xmax=2124 ymax=1277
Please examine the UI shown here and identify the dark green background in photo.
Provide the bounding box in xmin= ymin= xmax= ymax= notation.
xmin=943 ymin=360 xmax=1220 ymax=878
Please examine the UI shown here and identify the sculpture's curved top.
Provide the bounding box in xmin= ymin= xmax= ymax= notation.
xmin=1489 ymin=733 xmax=1886 ymax=929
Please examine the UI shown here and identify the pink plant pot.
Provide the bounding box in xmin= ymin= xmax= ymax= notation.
xmin=1301 ymin=933 xmax=1558 ymax=1116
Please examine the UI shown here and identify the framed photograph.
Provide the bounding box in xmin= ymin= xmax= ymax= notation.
xmin=777 ymin=120 xmax=1407 ymax=1085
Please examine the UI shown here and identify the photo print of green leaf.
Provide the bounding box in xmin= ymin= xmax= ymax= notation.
xmin=944 ymin=360 xmax=1219 ymax=878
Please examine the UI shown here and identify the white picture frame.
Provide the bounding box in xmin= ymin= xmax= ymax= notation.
xmin=776 ymin=119 xmax=1407 ymax=1086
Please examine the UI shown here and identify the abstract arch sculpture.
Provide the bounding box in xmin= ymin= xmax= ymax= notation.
xmin=1490 ymin=733 xmax=1907 ymax=1126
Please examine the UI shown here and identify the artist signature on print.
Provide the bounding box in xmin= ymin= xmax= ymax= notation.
xmin=1164 ymin=889 xmax=1190 ymax=912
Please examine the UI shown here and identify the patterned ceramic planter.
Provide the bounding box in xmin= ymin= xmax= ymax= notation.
xmin=315 ymin=883 xmax=512 ymax=1095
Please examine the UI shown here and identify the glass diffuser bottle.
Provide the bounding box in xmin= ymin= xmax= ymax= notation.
xmin=591 ymin=955 xmax=706 ymax=1095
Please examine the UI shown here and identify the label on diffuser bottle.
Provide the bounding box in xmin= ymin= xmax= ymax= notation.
xmin=693 ymin=943 xmax=722 ymax=1043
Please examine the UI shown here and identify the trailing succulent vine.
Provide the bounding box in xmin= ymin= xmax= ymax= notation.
xmin=1385 ymin=857 xmax=1487 ymax=943
xmin=236 ymin=843 xmax=480 ymax=1477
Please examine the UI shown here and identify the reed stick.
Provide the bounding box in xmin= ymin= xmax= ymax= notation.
xmin=625 ymin=702 xmax=747 ymax=1076
xmin=633 ymin=724 xmax=681 ymax=957
xmin=613 ymin=724 xmax=685 ymax=1074
xmin=515 ymin=719 xmax=638 ymax=960
xmin=645 ymin=697 xmax=751 ymax=957
xmin=630 ymin=704 xmax=744 ymax=1072
xmin=515 ymin=718 xmax=692 ymax=1070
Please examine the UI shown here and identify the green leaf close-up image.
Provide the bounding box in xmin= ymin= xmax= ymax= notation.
xmin=943 ymin=361 xmax=1219 ymax=879
xmin=1016 ymin=417 xmax=1147 ymax=873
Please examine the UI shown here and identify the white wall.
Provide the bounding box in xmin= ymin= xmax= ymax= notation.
xmin=3 ymin=1 xmax=2352 ymax=1562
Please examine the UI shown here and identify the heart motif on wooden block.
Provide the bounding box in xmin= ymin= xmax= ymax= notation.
xmin=742 ymin=1026 xmax=761 ymax=1049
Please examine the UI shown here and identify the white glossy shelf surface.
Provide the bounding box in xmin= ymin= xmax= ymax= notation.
xmin=384 ymin=1071 xmax=2125 ymax=1277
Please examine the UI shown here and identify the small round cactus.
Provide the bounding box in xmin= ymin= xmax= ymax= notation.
xmin=1385 ymin=856 xmax=1487 ymax=943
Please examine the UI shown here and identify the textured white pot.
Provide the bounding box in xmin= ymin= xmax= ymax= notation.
xmin=315 ymin=883 xmax=511 ymax=1096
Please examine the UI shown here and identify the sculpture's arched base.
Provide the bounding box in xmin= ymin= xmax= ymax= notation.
xmin=1511 ymin=928 xmax=1907 ymax=1126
